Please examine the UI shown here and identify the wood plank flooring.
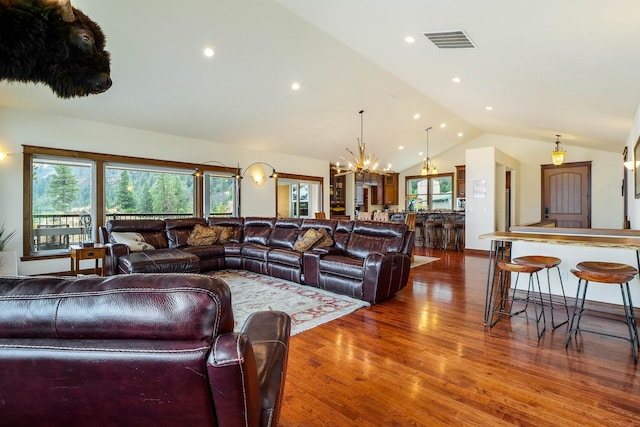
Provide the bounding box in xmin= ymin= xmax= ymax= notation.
xmin=279 ymin=248 xmax=640 ymax=426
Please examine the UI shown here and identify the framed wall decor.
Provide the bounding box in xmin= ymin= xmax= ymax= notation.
xmin=635 ymin=137 xmax=640 ymax=198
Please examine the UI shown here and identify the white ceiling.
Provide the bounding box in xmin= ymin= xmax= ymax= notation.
xmin=1 ymin=0 xmax=639 ymax=171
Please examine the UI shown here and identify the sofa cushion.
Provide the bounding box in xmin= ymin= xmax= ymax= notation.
xmin=110 ymin=231 xmax=155 ymax=252
xmin=118 ymin=249 xmax=200 ymax=274
xmin=181 ymin=244 xmax=225 ymax=260
xmin=241 ymin=244 xmax=270 ymax=261
xmin=293 ymin=229 xmax=323 ymax=252
xmin=318 ymin=254 xmax=364 ymax=279
xmin=187 ymin=224 xmax=221 ymax=246
xmin=268 ymin=218 xmax=302 ymax=249
xmin=107 ymin=219 xmax=169 ymax=249
xmin=207 ymin=217 xmax=244 ymax=243
xmin=346 ymin=222 xmax=407 ymax=259
xmin=267 ymin=248 xmax=302 ymax=267
xmin=165 ymin=217 xmax=207 ymax=247
xmin=243 ymin=217 xmax=276 ymax=246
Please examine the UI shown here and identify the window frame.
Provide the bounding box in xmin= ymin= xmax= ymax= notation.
xmin=405 ymin=173 xmax=455 ymax=211
xmin=22 ymin=145 xmax=238 ymax=260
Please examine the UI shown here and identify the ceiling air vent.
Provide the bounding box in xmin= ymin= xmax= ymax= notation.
xmin=423 ymin=31 xmax=476 ymax=49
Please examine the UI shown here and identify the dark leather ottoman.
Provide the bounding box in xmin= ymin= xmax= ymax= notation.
xmin=118 ymin=249 xmax=200 ymax=274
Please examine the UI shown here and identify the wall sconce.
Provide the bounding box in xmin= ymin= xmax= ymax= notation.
xmin=0 ymin=152 xmax=7 ymax=161
xmin=240 ymin=162 xmax=278 ymax=187
xmin=551 ymin=134 xmax=565 ymax=166
xmin=623 ymin=147 xmax=639 ymax=170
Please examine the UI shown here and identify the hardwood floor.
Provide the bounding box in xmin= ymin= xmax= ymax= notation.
xmin=279 ymin=248 xmax=640 ymax=426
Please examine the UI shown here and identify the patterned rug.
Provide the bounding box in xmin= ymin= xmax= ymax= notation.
xmin=411 ymin=255 xmax=440 ymax=268
xmin=210 ymin=270 xmax=370 ymax=335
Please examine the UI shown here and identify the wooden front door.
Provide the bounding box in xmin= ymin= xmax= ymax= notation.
xmin=541 ymin=161 xmax=591 ymax=228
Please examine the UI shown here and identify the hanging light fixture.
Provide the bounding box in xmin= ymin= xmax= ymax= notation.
xmin=337 ymin=110 xmax=385 ymax=176
xmin=551 ymin=134 xmax=565 ymax=166
xmin=421 ymin=127 xmax=437 ymax=175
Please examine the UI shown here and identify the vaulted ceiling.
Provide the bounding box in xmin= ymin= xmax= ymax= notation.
xmin=1 ymin=0 xmax=639 ymax=171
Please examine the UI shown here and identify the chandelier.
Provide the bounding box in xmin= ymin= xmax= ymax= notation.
xmin=336 ymin=110 xmax=384 ymax=176
xmin=421 ymin=127 xmax=437 ymax=175
xmin=551 ymin=134 xmax=565 ymax=166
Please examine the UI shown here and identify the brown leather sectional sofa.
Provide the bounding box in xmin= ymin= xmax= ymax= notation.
xmin=99 ymin=217 xmax=414 ymax=304
xmin=0 ymin=273 xmax=291 ymax=426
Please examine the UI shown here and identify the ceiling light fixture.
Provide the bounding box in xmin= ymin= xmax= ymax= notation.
xmin=452 ymin=77 xmax=462 ymax=83
xmin=413 ymin=113 xmax=421 ymax=119
xmin=336 ymin=110 xmax=385 ymax=176
xmin=551 ymin=134 xmax=566 ymax=166
xmin=421 ymin=127 xmax=437 ymax=176
xmin=203 ymin=47 xmax=214 ymax=57
xmin=291 ymin=82 xmax=301 ymax=91
xmin=404 ymin=36 xmax=416 ymax=43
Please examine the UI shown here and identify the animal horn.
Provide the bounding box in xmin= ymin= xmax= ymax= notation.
xmin=56 ymin=0 xmax=76 ymax=22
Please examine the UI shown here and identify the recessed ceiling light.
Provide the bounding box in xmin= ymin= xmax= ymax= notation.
xmin=486 ymin=106 xmax=493 ymax=111
xmin=457 ymin=132 xmax=464 ymax=137
xmin=398 ymin=146 xmax=404 ymax=150
xmin=291 ymin=82 xmax=301 ymax=91
xmin=440 ymin=123 xmax=446 ymax=128
xmin=413 ymin=113 xmax=421 ymax=120
xmin=405 ymin=36 xmax=416 ymax=44
xmin=452 ymin=77 xmax=462 ymax=83
xmin=203 ymin=47 xmax=215 ymax=57
xmin=419 ymin=151 xmax=424 ymax=156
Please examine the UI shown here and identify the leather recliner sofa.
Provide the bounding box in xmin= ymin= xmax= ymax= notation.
xmin=99 ymin=216 xmax=414 ymax=304
xmin=0 ymin=274 xmax=291 ymax=427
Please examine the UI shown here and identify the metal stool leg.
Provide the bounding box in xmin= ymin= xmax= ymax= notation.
xmin=547 ymin=265 xmax=569 ymax=329
xmin=566 ymin=279 xmax=589 ymax=348
xmin=620 ymin=282 xmax=639 ymax=363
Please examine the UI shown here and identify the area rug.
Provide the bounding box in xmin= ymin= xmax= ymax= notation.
xmin=411 ymin=255 xmax=440 ymax=268
xmin=210 ymin=270 xmax=370 ymax=335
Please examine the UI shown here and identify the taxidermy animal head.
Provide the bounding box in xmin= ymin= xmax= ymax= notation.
xmin=0 ymin=0 xmax=111 ymax=98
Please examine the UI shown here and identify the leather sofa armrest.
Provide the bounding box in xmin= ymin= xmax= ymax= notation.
xmin=207 ymin=311 xmax=291 ymax=427
xmin=208 ymin=332 xmax=261 ymax=427
xmin=103 ymin=243 xmax=129 ymax=276
xmin=242 ymin=311 xmax=291 ymax=427
xmin=362 ymin=252 xmax=411 ymax=304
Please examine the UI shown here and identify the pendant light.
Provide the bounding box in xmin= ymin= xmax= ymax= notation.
xmin=421 ymin=127 xmax=437 ymax=175
xmin=551 ymin=134 xmax=565 ymax=166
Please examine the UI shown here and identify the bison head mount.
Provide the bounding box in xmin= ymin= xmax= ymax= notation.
xmin=0 ymin=0 xmax=112 ymax=98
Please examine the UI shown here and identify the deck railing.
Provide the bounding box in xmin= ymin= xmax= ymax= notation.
xmin=33 ymin=212 xmax=232 ymax=252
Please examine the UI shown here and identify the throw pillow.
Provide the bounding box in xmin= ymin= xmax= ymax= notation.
xmin=187 ymin=224 xmax=221 ymax=246
xmin=215 ymin=226 xmax=235 ymax=244
xmin=313 ymin=228 xmax=334 ymax=248
xmin=110 ymin=231 xmax=155 ymax=252
xmin=293 ymin=228 xmax=323 ymax=252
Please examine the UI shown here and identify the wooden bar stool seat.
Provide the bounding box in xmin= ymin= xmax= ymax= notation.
xmin=566 ymin=262 xmax=639 ymax=363
xmin=513 ymin=255 xmax=569 ymax=329
xmin=575 ymin=261 xmax=638 ymax=276
xmin=489 ymin=261 xmax=546 ymax=339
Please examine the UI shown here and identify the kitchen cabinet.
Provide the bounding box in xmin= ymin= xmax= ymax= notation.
xmin=384 ymin=173 xmax=399 ymax=205
xmin=456 ymin=165 xmax=466 ymax=198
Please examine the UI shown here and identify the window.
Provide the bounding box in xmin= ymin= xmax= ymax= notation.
xmin=22 ymin=146 xmax=240 ymax=259
xmin=277 ymin=176 xmax=323 ymax=218
xmin=105 ymin=164 xmax=195 ymax=220
xmin=30 ymin=156 xmax=94 ymax=254
xmin=203 ymin=172 xmax=239 ymax=217
xmin=406 ymin=173 xmax=454 ymax=211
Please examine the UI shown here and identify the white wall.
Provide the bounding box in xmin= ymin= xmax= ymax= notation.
xmin=626 ymin=103 xmax=640 ymax=228
xmin=400 ymin=133 xmax=625 ymax=249
xmin=0 ymin=108 xmax=328 ymax=275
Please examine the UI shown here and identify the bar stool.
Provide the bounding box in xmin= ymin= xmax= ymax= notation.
xmin=489 ymin=261 xmax=546 ymax=339
xmin=566 ymin=261 xmax=639 ymax=363
xmin=513 ymin=256 xmax=569 ymax=329
xmin=442 ymin=216 xmax=458 ymax=251
xmin=422 ymin=220 xmax=440 ymax=249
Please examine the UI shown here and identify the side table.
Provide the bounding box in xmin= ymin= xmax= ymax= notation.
xmin=70 ymin=244 xmax=106 ymax=276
